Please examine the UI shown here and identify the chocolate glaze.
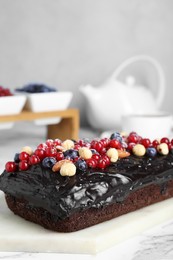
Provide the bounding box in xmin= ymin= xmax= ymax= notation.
xmin=1 ymin=154 xmax=173 ymax=220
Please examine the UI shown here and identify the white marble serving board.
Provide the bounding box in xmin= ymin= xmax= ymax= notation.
xmin=0 ymin=191 xmax=173 ymax=255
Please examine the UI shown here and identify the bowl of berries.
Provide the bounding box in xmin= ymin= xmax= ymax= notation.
xmin=15 ymin=83 xmax=73 ymax=125
xmin=0 ymin=86 xmax=26 ymax=129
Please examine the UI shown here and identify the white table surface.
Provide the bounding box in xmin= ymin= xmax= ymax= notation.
xmin=0 ymin=122 xmax=173 ymax=260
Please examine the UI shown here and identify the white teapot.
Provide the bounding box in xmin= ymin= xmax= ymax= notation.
xmin=80 ymin=55 xmax=165 ymax=130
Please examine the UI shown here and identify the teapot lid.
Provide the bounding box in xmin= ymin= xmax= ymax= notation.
xmin=111 ymin=55 xmax=166 ymax=109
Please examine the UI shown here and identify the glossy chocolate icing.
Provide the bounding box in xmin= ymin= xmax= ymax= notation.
xmin=1 ymin=154 xmax=173 ymax=220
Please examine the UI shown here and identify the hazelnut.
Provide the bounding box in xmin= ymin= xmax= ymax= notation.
xmin=106 ymin=148 xmax=118 ymax=163
xmin=62 ymin=139 xmax=74 ymax=150
xmin=52 ymin=159 xmax=71 ymax=172
xmin=60 ymin=162 xmax=76 ymax=176
xmin=21 ymin=146 xmax=33 ymax=155
xmin=79 ymin=147 xmax=92 ymax=159
xmin=157 ymin=143 xmax=169 ymax=155
xmin=132 ymin=144 xmax=146 ymax=157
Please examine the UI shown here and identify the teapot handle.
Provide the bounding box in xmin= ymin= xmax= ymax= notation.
xmin=111 ymin=55 xmax=165 ymax=108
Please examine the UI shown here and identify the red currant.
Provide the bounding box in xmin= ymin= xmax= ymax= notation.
xmin=37 ymin=143 xmax=47 ymax=149
xmin=45 ymin=147 xmax=57 ymax=157
xmin=97 ymin=159 xmax=107 ymax=169
xmin=127 ymin=134 xmax=138 ymax=144
xmin=53 ymin=139 xmax=62 ymax=146
xmin=101 ymin=155 xmax=110 ymax=166
xmin=56 ymin=152 xmax=64 ymax=161
xmin=128 ymin=142 xmax=136 ymax=151
xmin=99 ymin=147 xmax=107 ymax=154
xmin=168 ymin=142 xmax=173 ymax=150
xmin=19 ymin=160 xmax=29 ymax=171
xmin=34 ymin=148 xmax=46 ymax=160
xmin=74 ymin=144 xmax=81 ymax=150
xmin=152 ymin=139 xmax=159 ymax=148
xmin=160 ymin=137 xmax=169 ymax=144
xmin=19 ymin=152 xmax=30 ymax=161
xmin=78 ymin=139 xmax=86 ymax=147
xmin=109 ymin=139 xmax=122 ymax=149
xmin=92 ymin=154 xmax=100 ymax=161
xmin=29 ymin=155 xmax=40 ymax=165
xmin=141 ymin=138 xmax=151 ymax=148
xmin=46 ymin=139 xmax=54 ymax=147
xmin=91 ymin=141 xmax=104 ymax=152
xmin=100 ymin=138 xmax=110 ymax=148
xmin=171 ymin=139 xmax=173 ymax=145
xmin=5 ymin=161 xmax=17 ymax=172
xmin=86 ymin=158 xmax=97 ymax=168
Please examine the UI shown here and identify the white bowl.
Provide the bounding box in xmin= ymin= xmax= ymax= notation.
xmin=0 ymin=95 xmax=27 ymax=129
xmin=122 ymin=113 xmax=173 ymax=140
xmin=25 ymin=92 xmax=73 ymax=125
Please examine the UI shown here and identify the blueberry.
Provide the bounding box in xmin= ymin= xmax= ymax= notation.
xmin=63 ymin=149 xmax=79 ymax=159
xmin=14 ymin=153 xmax=20 ymax=163
xmin=16 ymin=83 xmax=57 ymax=93
xmin=91 ymin=149 xmax=99 ymax=154
xmin=42 ymin=157 xmax=57 ymax=168
xmin=146 ymin=147 xmax=157 ymax=157
xmin=110 ymin=132 xmax=122 ymax=143
xmin=75 ymin=159 xmax=88 ymax=171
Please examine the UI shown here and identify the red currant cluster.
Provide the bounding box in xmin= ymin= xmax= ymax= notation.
xmin=0 ymin=86 xmax=13 ymax=97
xmin=126 ymin=132 xmax=173 ymax=150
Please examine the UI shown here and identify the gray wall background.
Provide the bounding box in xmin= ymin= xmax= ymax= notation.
xmin=0 ymin=0 xmax=173 ymax=126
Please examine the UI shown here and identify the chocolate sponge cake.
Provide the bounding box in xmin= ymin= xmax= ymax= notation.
xmin=0 ymin=132 xmax=173 ymax=232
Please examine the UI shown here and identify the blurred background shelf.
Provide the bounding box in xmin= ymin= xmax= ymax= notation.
xmin=0 ymin=108 xmax=79 ymax=141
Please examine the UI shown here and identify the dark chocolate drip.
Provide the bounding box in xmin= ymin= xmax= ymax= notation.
xmin=1 ymin=154 xmax=173 ymax=220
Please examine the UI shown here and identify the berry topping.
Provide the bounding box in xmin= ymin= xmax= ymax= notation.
xmin=160 ymin=137 xmax=169 ymax=144
xmin=101 ymin=155 xmax=111 ymax=166
xmin=127 ymin=133 xmax=139 ymax=144
xmin=75 ymin=159 xmax=88 ymax=171
xmin=152 ymin=139 xmax=160 ymax=148
xmin=146 ymin=147 xmax=157 ymax=157
xmin=92 ymin=153 xmax=100 ymax=161
xmin=42 ymin=157 xmax=57 ymax=169
xmin=5 ymin=161 xmax=17 ymax=172
xmin=97 ymin=159 xmax=107 ymax=169
xmin=86 ymin=158 xmax=97 ymax=168
xmin=141 ymin=138 xmax=151 ymax=148
xmin=29 ymin=155 xmax=40 ymax=165
xmin=56 ymin=152 xmax=64 ymax=161
xmin=34 ymin=148 xmax=46 ymax=160
xmin=109 ymin=139 xmax=122 ymax=149
xmin=14 ymin=153 xmax=20 ymax=163
xmin=127 ymin=142 xmax=136 ymax=151
xmin=4 ymin=132 xmax=173 ymax=176
xmin=53 ymin=139 xmax=62 ymax=146
xmin=19 ymin=152 xmax=30 ymax=161
xmin=19 ymin=160 xmax=29 ymax=171
xmin=63 ymin=149 xmax=79 ymax=160
xmin=37 ymin=143 xmax=47 ymax=149
xmin=45 ymin=147 xmax=57 ymax=157
xmin=46 ymin=139 xmax=54 ymax=147
xmin=91 ymin=141 xmax=104 ymax=152
xmin=110 ymin=132 xmax=121 ymax=140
